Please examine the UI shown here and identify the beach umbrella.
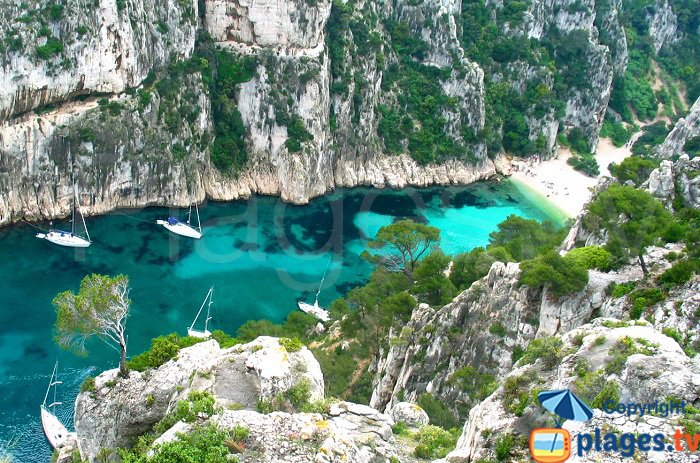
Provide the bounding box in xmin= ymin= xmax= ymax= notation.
xmin=538 ymin=389 xmax=594 ymax=423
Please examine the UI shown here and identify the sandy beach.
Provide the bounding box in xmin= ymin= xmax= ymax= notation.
xmin=509 ymin=135 xmax=637 ymax=219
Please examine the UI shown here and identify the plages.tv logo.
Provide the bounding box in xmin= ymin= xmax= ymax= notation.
xmin=529 ymin=389 xmax=594 ymax=463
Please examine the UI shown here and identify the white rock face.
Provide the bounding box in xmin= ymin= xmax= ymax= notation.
xmin=0 ymin=76 xmax=210 ymax=225
xmin=654 ymin=97 xmax=700 ymax=159
xmin=0 ymin=0 xmax=197 ymax=120
xmin=390 ymin=402 xmax=430 ymax=428
xmin=446 ymin=319 xmax=700 ymax=463
xmin=644 ymin=155 xmax=700 ymax=209
xmin=205 ymin=0 xmax=331 ymax=49
xmin=74 ymin=337 xmax=324 ymax=462
xmin=647 ymin=0 xmax=678 ymax=52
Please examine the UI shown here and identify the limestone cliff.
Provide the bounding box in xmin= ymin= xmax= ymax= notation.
xmin=0 ymin=0 xmax=197 ymax=120
xmin=72 ymin=336 xmax=425 ymax=463
xmin=444 ymin=319 xmax=700 ymax=463
xmin=654 ymin=97 xmax=700 ymax=160
xmin=368 ymin=243 xmax=681 ymax=420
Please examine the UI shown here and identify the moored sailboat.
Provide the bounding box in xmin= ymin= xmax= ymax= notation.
xmin=40 ymin=362 xmax=75 ymax=450
xmin=36 ymin=184 xmax=91 ymax=248
xmin=157 ymin=203 xmax=203 ymax=239
xmin=297 ymin=259 xmax=332 ymax=322
xmin=187 ymin=286 xmax=214 ymax=339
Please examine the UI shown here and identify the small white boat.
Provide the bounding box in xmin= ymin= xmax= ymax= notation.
xmin=298 ymin=300 xmax=330 ymax=322
xmin=36 ymin=184 xmax=91 ymax=248
xmin=41 ymin=362 xmax=75 ymax=450
xmin=157 ymin=203 xmax=202 ymax=239
xmin=297 ymin=258 xmax=332 ymax=322
xmin=188 ymin=286 xmax=214 ymax=339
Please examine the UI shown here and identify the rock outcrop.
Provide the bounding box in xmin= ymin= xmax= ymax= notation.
xmin=369 ymin=238 xmax=682 ymax=422
xmin=444 ymin=319 xmax=700 ymax=463
xmin=644 ymin=155 xmax=700 ymax=209
xmin=654 ymin=97 xmax=700 ymax=159
xmin=74 ymin=337 xmax=324 ymax=461
xmin=73 ymin=336 xmax=431 ymax=463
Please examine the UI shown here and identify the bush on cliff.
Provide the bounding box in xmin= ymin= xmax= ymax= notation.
xmin=520 ymin=251 xmax=589 ymax=297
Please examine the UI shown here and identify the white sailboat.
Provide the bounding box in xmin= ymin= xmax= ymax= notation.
xmin=157 ymin=203 xmax=202 ymax=239
xmin=36 ymin=184 xmax=91 ymax=248
xmin=40 ymin=362 xmax=75 ymax=450
xmin=297 ymin=259 xmax=332 ymax=322
xmin=188 ymin=286 xmax=214 ymax=339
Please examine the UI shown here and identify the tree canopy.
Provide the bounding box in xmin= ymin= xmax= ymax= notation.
xmin=584 ymin=185 xmax=671 ymax=273
xmin=53 ymin=274 xmax=131 ymax=378
xmin=364 ymin=219 xmax=440 ymax=279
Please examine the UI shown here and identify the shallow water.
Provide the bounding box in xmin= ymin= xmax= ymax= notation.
xmin=0 ymin=182 xmax=563 ymax=462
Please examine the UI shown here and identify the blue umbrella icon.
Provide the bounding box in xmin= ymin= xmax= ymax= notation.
xmin=537 ymin=390 xmax=593 ymax=453
xmin=538 ymin=389 xmax=594 ymax=425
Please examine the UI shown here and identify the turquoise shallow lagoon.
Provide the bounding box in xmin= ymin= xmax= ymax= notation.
xmin=0 ymin=181 xmax=563 ymax=462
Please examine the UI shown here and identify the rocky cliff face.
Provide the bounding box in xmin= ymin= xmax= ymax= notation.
xmin=0 ymin=0 xmax=197 ymax=120
xmin=73 ymin=336 xmax=427 ymax=463
xmin=367 ymin=242 xmax=681 ymax=421
xmin=0 ymin=75 xmax=210 ymax=224
xmin=0 ymin=0 xmax=692 ymax=225
xmin=654 ymin=97 xmax=700 ymax=160
xmin=644 ymin=155 xmax=700 ymax=209
xmin=444 ymin=318 xmax=700 ymax=463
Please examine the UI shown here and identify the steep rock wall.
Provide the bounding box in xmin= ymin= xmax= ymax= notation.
xmin=0 ymin=75 xmax=210 ymax=225
xmin=654 ymin=96 xmax=700 ymax=159
xmin=0 ymin=0 xmax=197 ymax=120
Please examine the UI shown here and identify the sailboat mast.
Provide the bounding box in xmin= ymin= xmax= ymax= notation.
xmin=43 ymin=362 xmax=58 ymax=407
xmin=71 ymin=185 xmax=77 ymax=236
xmin=189 ymin=287 xmax=212 ymax=331
xmin=314 ymin=257 xmax=332 ymax=306
xmin=187 ymin=204 xmax=192 ymax=225
xmin=205 ymin=286 xmax=213 ymax=332
xmin=195 ymin=203 xmax=202 ymax=234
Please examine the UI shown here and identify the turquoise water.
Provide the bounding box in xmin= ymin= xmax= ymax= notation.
xmin=0 ymin=182 xmax=562 ymax=462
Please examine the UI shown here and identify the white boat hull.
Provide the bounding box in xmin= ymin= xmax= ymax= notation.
xmin=36 ymin=231 xmax=91 ymax=248
xmin=41 ymin=406 xmax=73 ymax=449
xmin=298 ymin=301 xmax=330 ymax=322
xmin=187 ymin=328 xmax=212 ymax=339
xmin=157 ymin=220 xmax=202 ymax=239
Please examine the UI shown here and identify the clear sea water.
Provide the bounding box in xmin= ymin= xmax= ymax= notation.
xmin=0 ymin=182 xmax=564 ymax=462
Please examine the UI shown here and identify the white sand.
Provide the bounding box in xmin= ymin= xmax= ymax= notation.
xmin=509 ymin=137 xmax=634 ymax=218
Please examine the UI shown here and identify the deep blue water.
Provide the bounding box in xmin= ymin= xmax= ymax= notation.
xmin=0 ymin=182 xmax=563 ymax=462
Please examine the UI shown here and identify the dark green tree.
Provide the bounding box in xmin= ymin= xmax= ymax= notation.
xmin=412 ymin=250 xmax=457 ymax=305
xmin=584 ymin=185 xmax=671 ymax=274
xmin=364 ymin=219 xmax=440 ymax=279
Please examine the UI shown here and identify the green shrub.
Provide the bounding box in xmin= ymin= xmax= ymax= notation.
xmin=211 ymin=330 xmax=240 ymax=348
xmin=494 ymin=433 xmax=515 ymax=461
xmin=488 ymin=216 xmax=565 ymax=262
xmin=627 ymin=288 xmax=666 ymax=319
xmin=417 ymin=393 xmax=459 ymax=430
xmin=81 ymin=376 xmax=96 ymax=393
xmin=519 ymin=337 xmax=565 ymax=369
xmin=127 ymin=333 xmax=205 ymax=372
xmin=279 ymin=337 xmax=304 ymax=352
xmin=658 ymin=260 xmax=699 ymax=287
xmin=489 ymin=321 xmax=507 ymax=337
xmin=450 ymin=247 xmax=501 ymax=290
xmin=608 ymin=281 xmax=636 ymax=298
xmin=119 ymin=424 xmax=230 ymax=463
xmin=520 ymin=251 xmax=589 ymax=297
xmin=567 ymin=153 xmax=600 ymax=176
xmin=662 ymin=327 xmax=683 ymax=344
xmin=413 ymin=425 xmax=460 ymax=459
xmin=154 ymin=391 xmax=217 ymax=435
xmin=609 ymin=156 xmax=658 ymax=186
xmin=605 ymin=337 xmax=656 ymax=375
xmin=447 ymin=366 xmax=497 ymax=401
xmin=502 ymin=372 xmax=536 ymax=416
xmin=36 ymin=37 xmax=63 ymax=59
xmin=565 ymin=246 xmax=612 ymax=271
xmin=285 ymin=116 xmax=313 ymax=152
